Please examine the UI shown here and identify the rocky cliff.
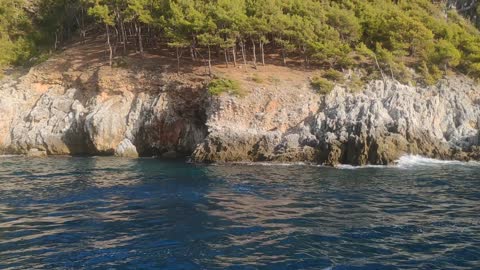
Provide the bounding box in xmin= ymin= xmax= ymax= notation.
xmin=194 ymin=77 xmax=480 ymax=165
xmin=1 ymin=56 xmax=479 ymax=165
xmin=0 ymin=61 xmax=208 ymax=158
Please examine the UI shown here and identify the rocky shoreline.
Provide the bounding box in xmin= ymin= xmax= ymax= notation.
xmin=1 ymin=61 xmax=479 ymax=166
xmin=193 ymin=77 xmax=480 ymax=165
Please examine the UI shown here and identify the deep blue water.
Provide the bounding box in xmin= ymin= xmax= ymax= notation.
xmin=0 ymin=156 xmax=479 ymax=270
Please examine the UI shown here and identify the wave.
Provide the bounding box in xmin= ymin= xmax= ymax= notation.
xmin=395 ymin=155 xmax=480 ymax=168
xmin=334 ymin=164 xmax=392 ymax=170
xmin=227 ymin=161 xmax=313 ymax=167
xmin=335 ymin=155 xmax=480 ymax=169
xmin=330 ymin=155 xmax=480 ymax=170
xmin=212 ymin=155 xmax=480 ymax=169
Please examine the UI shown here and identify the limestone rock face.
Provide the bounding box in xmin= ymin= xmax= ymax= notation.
xmin=9 ymin=87 xmax=88 ymax=155
xmin=0 ymin=65 xmax=207 ymax=157
xmin=0 ymin=59 xmax=479 ymax=165
xmin=193 ymin=77 xmax=480 ymax=165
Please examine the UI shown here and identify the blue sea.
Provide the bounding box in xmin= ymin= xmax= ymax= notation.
xmin=0 ymin=155 xmax=479 ymax=269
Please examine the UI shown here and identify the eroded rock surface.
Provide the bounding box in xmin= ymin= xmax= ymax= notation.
xmin=0 ymin=64 xmax=207 ymax=158
xmin=193 ymin=77 xmax=480 ymax=165
xmin=1 ymin=58 xmax=479 ymax=166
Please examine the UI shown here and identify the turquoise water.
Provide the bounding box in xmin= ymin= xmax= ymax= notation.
xmin=0 ymin=156 xmax=479 ymax=269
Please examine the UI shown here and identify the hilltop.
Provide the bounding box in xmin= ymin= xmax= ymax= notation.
xmin=1 ymin=0 xmax=480 ymax=86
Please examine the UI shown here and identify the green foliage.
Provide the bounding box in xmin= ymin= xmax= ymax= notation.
xmin=326 ymin=5 xmax=361 ymax=45
xmin=323 ymin=69 xmax=345 ymax=83
xmin=87 ymin=1 xmax=114 ymax=26
xmin=208 ymin=77 xmax=243 ymax=96
xmin=430 ymin=39 xmax=461 ymax=69
xmin=347 ymin=73 xmax=365 ymax=93
xmin=0 ymin=0 xmax=35 ymax=67
xmin=418 ymin=61 xmax=443 ymax=85
xmin=2 ymin=0 xmax=480 ymax=83
xmin=311 ymin=76 xmax=334 ymax=95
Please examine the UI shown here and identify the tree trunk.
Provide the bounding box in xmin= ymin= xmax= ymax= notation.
xmin=208 ymin=45 xmax=212 ymax=76
xmin=240 ymin=40 xmax=247 ymax=66
xmin=373 ymin=54 xmax=386 ymax=82
xmin=389 ymin=63 xmax=395 ymax=80
xmin=81 ymin=7 xmax=86 ymax=43
xmin=303 ymin=46 xmax=308 ymax=69
xmin=119 ymin=10 xmax=127 ymax=55
xmin=113 ymin=26 xmax=119 ymax=56
xmin=232 ymin=46 xmax=237 ymax=67
xmin=191 ymin=34 xmax=196 ymax=61
xmin=176 ymin=47 xmax=181 ymax=74
xmin=106 ymin=24 xmax=113 ymax=66
xmin=224 ymin=48 xmax=229 ymax=68
xmin=282 ymin=48 xmax=287 ymax=65
xmin=114 ymin=26 xmax=119 ymax=45
xmin=137 ymin=22 xmax=144 ymax=56
xmin=190 ymin=47 xmax=195 ymax=61
xmin=132 ymin=23 xmax=138 ymax=52
xmin=54 ymin=31 xmax=58 ymax=50
xmin=252 ymin=39 xmax=257 ymax=68
xmin=260 ymin=40 xmax=265 ymax=66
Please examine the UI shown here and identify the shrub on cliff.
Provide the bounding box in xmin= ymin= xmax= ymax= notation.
xmin=311 ymin=77 xmax=334 ymax=95
xmin=208 ymin=78 xmax=243 ymax=96
xmin=323 ymin=69 xmax=345 ymax=83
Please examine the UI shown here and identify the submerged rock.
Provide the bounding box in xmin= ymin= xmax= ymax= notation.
xmin=26 ymin=148 xmax=47 ymax=157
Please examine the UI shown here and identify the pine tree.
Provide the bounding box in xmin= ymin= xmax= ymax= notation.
xmin=88 ymin=0 xmax=116 ymax=66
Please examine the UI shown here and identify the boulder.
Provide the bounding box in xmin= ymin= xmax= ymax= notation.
xmin=114 ymin=139 xmax=139 ymax=158
xmin=26 ymin=148 xmax=47 ymax=157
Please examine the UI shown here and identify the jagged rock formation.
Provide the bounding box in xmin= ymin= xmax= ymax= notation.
xmin=193 ymin=77 xmax=480 ymax=165
xmin=0 ymin=64 xmax=208 ymax=158
xmin=1 ymin=59 xmax=479 ymax=165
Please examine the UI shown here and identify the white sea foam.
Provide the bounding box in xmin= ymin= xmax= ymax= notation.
xmin=228 ymin=161 xmax=313 ymax=167
xmin=395 ymin=155 xmax=480 ymax=168
xmin=334 ymin=164 xmax=392 ymax=170
xmin=213 ymin=155 xmax=480 ymax=169
xmin=331 ymin=155 xmax=480 ymax=169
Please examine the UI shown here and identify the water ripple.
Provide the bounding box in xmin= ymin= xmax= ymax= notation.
xmin=0 ymin=156 xmax=479 ymax=269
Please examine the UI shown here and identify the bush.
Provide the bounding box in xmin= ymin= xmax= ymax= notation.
xmin=394 ymin=62 xmax=413 ymax=85
xmin=418 ymin=61 xmax=443 ymax=85
xmin=311 ymin=76 xmax=335 ymax=95
xmin=430 ymin=39 xmax=461 ymax=70
xmin=208 ymin=78 xmax=243 ymax=96
xmin=348 ymin=73 xmax=365 ymax=93
xmin=323 ymin=69 xmax=345 ymax=83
